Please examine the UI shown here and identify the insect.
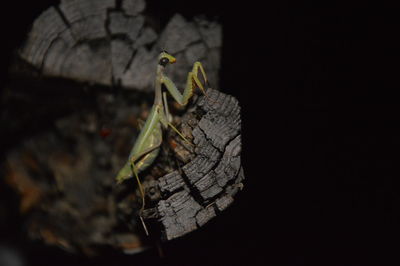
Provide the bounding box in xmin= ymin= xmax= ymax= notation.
xmin=116 ymin=51 xmax=210 ymax=233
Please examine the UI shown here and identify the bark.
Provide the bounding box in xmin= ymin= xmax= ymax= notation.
xmin=1 ymin=0 xmax=242 ymax=255
xmin=142 ymin=89 xmax=244 ymax=241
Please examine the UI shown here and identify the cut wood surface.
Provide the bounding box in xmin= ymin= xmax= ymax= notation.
xmin=142 ymin=89 xmax=244 ymax=240
xmin=2 ymin=0 xmax=243 ymax=255
xmin=18 ymin=0 xmax=221 ymax=91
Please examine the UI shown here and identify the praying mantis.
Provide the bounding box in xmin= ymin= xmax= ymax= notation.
xmin=116 ymin=51 xmax=210 ymax=231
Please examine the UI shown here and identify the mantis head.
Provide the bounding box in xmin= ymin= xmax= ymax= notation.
xmin=158 ymin=51 xmax=176 ymax=67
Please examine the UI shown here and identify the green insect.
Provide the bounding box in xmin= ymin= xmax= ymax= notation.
xmin=116 ymin=51 xmax=209 ymax=232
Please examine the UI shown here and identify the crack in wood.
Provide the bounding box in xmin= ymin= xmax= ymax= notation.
xmin=54 ymin=5 xmax=72 ymax=28
xmin=142 ymin=89 xmax=244 ymax=240
xmin=18 ymin=1 xmax=221 ymax=92
xmin=11 ymin=0 xmax=230 ymax=249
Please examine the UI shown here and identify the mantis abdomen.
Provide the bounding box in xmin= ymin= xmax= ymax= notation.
xmin=116 ymin=105 xmax=163 ymax=182
xmin=115 ymin=52 xmax=209 ymax=234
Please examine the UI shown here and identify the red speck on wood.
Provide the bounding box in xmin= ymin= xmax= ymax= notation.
xmin=100 ymin=126 xmax=112 ymax=138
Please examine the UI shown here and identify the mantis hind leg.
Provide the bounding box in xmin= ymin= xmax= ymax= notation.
xmin=129 ymin=145 xmax=161 ymax=208
xmin=130 ymin=161 xmax=144 ymax=210
xmin=130 ymin=160 xmax=149 ymax=235
xmin=129 ymin=146 xmax=160 ymax=236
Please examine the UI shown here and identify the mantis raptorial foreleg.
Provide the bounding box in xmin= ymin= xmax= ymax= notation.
xmin=116 ymin=51 xmax=211 ymax=235
xmin=161 ymin=62 xmax=209 ymax=106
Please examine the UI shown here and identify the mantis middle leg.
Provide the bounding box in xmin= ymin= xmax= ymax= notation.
xmin=161 ymin=91 xmax=193 ymax=146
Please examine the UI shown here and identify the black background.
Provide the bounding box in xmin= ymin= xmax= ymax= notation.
xmin=2 ymin=0 xmax=400 ymax=265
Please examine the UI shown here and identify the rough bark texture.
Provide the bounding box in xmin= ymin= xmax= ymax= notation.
xmin=1 ymin=0 xmax=242 ymax=256
xmin=142 ymin=89 xmax=244 ymax=240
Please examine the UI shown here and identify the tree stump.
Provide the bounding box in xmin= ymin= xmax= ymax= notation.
xmin=18 ymin=0 xmax=221 ymax=91
xmin=1 ymin=0 xmax=243 ymax=255
xmin=142 ymin=89 xmax=244 ymax=240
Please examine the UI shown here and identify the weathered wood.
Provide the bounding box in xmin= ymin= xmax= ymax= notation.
xmin=2 ymin=0 xmax=241 ymax=255
xmin=142 ymin=89 xmax=244 ymax=241
xmin=18 ymin=0 xmax=221 ymax=91
xmin=3 ymin=97 xmax=149 ymax=254
xmin=2 ymin=89 xmax=243 ymax=252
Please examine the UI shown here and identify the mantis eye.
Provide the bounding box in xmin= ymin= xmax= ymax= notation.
xmin=159 ymin=57 xmax=169 ymax=66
